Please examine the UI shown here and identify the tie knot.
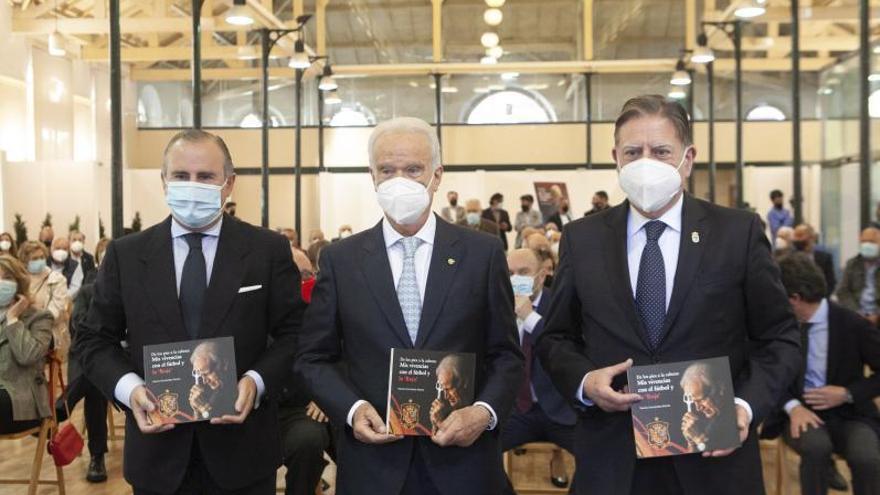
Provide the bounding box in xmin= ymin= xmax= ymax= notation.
xmin=184 ymin=233 xmax=205 ymax=250
xmin=400 ymin=237 xmax=422 ymax=258
xmin=644 ymin=221 xmax=667 ymax=242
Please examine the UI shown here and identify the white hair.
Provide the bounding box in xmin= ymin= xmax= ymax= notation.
xmin=368 ymin=117 xmax=442 ymax=171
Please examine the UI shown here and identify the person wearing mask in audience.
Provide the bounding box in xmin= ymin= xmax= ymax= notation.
xmin=836 ymin=227 xmax=880 ymax=327
xmin=74 ymin=129 xmax=305 ymax=495
xmin=546 ymin=197 xmax=573 ymax=231
xmin=535 ymin=95 xmax=800 ymax=495
xmin=0 ymin=233 xmax=15 ymax=257
xmin=296 ymin=117 xmax=523 ymax=495
xmin=68 ymin=230 xmax=96 ymax=300
xmin=768 ymin=190 xmax=794 ymax=240
xmin=309 ymin=230 xmax=326 ymax=247
xmin=49 ymin=237 xmax=78 ymax=287
xmin=224 ymin=201 xmax=237 ymax=217
xmin=18 ymin=241 xmax=70 ymax=355
xmin=483 ymin=193 xmax=512 ymax=251
xmin=38 ymin=225 xmax=54 ymax=249
xmin=94 ymin=238 xmax=110 ymax=268
xmin=0 ymin=255 xmax=54 ymax=434
xmin=584 ymin=191 xmax=611 ymax=217
xmin=765 ymin=253 xmax=880 ymax=495
xmin=503 ymin=248 xmax=577 ymax=494
xmin=515 ymin=195 xmax=543 ymax=249
xmin=793 ymin=224 xmax=836 ymax=297
xmin=333 ymin=225 xmax=354 ymax=243
xmin=534 ymin=246 xmax=556 ymax=289
xmin=278 ymin=249 xmax=332 ymax=495
xmin=441 ymin=191 xmax=465 ymax=224
xmin=458 ymin=199 xmax=500 ymax=237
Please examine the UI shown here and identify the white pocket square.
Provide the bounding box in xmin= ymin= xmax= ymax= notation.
xmin=238 ymin=285 xmax=263 ymax=294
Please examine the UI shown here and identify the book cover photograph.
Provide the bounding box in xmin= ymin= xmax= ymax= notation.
xmin=386 ymin=349 xmax=476 ymax=436
xmin=142 ymin=337 xmax=238 ymax=424
xmin=627 ymin=356 xmax=740 ymax=458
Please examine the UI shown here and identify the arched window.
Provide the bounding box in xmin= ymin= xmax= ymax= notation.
xmin=465 ymin=88 xmax=556 ymax=124
xmin=328 ymin=107 xmax=375 ymax=127
xmin=746 ymin=104 xmax=786 ymax=121
xmin=870 ymin=89 xmax=880 ymax=119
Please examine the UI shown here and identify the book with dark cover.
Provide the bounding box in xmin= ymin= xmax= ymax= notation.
xmin=143 ymin=337 xmax=238 ymax=424
xmin=627 ymin=356 xmax=740 ymax=458
xmin=386 ymin=349 xmax=476 ymax=436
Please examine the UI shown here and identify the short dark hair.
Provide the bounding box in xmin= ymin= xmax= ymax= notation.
xmin=520 ymin=194 xmax=534 ymax=202
xmin=595 ymin=190 xmax=609 ymax=200
xmin=162 ymin=129 xmax=235 ymax=177
xmin=778 ymin=253 xmax=827 ymax=303
xmin=614 ymin=95 xmax=692 ymax=146
xmin=770 ymin=190 xmax=784 ymax=200
xmin=490 ymin=193 xmax=504 ymax=204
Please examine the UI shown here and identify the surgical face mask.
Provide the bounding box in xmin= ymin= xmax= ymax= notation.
xmin=0 ymin=240 xmax=10 ymax=252
xmin=70 ymin=241 xmax=84 ymax=254
xmin=449 ymin=198 xmax=458 ymax=207
xmin=510 ymin=274 xmax=535 ymax=297
xmin=0 ymin=280 xmax=16 ymax=307
xmin=617 ymin=148 xmax=689 ymax=213
xmin=860 ymin=242 xmax=880 ymax=259
xmin=466 ymin=212 xmax=481 ymax=226
xmin=340 ymin=230 xmax=351 ymax=239
xmin=166 ymin=180 xmax=226 ymax=230
xmin=521 ymin=204 xmax=530 ymax=212
xmin=774 ymin=237 xmax=789 ymax=251
xmin=376 ymin=176 xmax=433 ymax=226
xmin=28 ymin=259 xmax=46 ymax=274
xmin=52 ymin=250 xmax=68 ymax=263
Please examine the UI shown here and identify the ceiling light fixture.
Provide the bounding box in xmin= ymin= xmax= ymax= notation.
xmin=690 ymin=33 xmax=715 ymax=64
xmin=480 ymin=31 xmax=500 ymax=48
xmin=483 ymin=8 xmax=503 ymax=26
xmin=670 ymin=60 xmax=692 ymax=86
xmin=487 ymin=45 xmax=504 ymax=59
xmin=226 ymin=0 xmax=255 ymax=26
xmin=324 ymin=90 xmax=341 ymax=104
xmin=734 ymin=0 xmax=767 ymax=19
xmin=318 ymin=64 xmax=338 ymax=91
xmin=480 ymin=56 xmax=498 ymax=65
xmin=485 ymin=0 xmax=505 ymax=7
xmin=288 ymin=39 xmax=311 ymax=69
xmin=48 ymin=0 xmax=65 ymax=57
xmin=668 ymin=86 xmax=687 ymax=99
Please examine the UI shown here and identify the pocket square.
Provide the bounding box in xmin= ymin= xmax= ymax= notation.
xmin=238 ymin=285 xmax=263 ymax=294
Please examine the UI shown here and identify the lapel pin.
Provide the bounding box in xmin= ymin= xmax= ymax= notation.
xmin=447 ymin=258 xmax=456 ymax=266
xmin=691 ymin=232 xmax=700 ymax=244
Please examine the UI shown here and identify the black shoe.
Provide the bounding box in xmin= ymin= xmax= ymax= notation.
xmin=550 ymin=457 xmax=569 ymax=488
xmin=828 ymin=463 xmax=848 ymax=492
xmin=86 ymin=454 xmax=108 ymax=483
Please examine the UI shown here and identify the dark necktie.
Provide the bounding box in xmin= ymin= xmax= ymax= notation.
xmin=636 ymin=220 xmax=667 ymax=350
xmin=516 ymin=329 xmax=533 ymax=414
xmin=180 ymin=233 xmax=206 ymax=339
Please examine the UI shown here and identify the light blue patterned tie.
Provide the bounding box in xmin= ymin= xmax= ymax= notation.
xmin=397 ymin=237 xmax=423 ymax=344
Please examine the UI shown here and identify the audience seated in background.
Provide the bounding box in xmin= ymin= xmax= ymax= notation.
xmin=68 ymin=230 xmax=97 ymax=300
xmin=766 ymin=253 xmax=880 ymax=495
xmin=458 ymin=199 xmax=500 ymax=236
xmin=0 ymin=232 xmax=16 ymax=257
xmin=793 ymin=224 xmax=836 ymax=297
xmin=0 ymin=255 xmax=54 ymax=435
xmin=333 ymin=225 xmax=353 ymax=242
xmin=49 ymin=236 xmax=78 ymax=292
xmin=18 ymin=241 xmax=69 ymax=356
xmin=836 ymin=227 xmax=880 ymax=328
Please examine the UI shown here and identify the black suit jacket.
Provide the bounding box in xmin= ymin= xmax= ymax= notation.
xmin=296 ymin=214 xmax=523 ymax=495
xmin=813 ymin=249 xmax=837 ymax=297
xmin=763 ymin=301 xmax=880 ymax=438
xmin=75 ymin=215 xmax=305 ymax=493
xmin=535 ymin=194 xmax=801 ymax=495
xmin=482 ymin=207 xmax=511 ymax=250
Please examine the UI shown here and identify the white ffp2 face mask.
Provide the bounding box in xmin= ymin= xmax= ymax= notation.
xmin=617 ymin=149 xmax=689 ymax=213
xmin=376 ymin=176 xmax=434 ymax=225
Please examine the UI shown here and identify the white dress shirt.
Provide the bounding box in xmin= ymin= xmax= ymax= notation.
xmin=576 ymin=196 xmax=753 ymax=423
xmin=345 ymin=214 xmax=499 ymax=430
xmin=114 ymin=217 xmax=266 ymax=409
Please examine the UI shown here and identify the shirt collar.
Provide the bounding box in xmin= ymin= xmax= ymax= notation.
xmin=627 ymin=194 xmax=684 ymax=239
xmin=382 ymin=213 xmax=436 ymax=249
xmin=808 ymin=298 xmax=829 ymax=325
xmin=532 ymin=290 xmax=543 ymax=308
xmin=171 ymin=216 xmax=223 ymax=239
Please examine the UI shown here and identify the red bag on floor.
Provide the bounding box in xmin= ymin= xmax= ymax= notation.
xmin=46 ymin=353 xmax=84 ymax=467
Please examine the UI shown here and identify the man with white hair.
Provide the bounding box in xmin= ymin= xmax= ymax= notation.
xmin=297 ymin=117 xmax=523 ymax=495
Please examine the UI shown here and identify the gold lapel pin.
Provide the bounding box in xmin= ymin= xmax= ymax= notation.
xmin=447 ymin=258 xmax=456 ymax=265
xmin=691 ymin=232 xmax=700 ymax=244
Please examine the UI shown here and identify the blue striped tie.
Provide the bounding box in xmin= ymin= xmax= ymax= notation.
xmin=636 ymin=220 xmax=667 ymax=350
xmin=397 ymin=237 xmax=423 ymax=344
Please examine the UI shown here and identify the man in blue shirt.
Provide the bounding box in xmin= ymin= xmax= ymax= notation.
xmin=767 ymin=189 xmax=794 ymax=240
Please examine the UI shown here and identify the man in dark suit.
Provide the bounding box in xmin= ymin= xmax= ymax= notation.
xmin=75 ymin=129 xmax=305 ymax=495
xmin=764 ymin=253 xmax=880 ymax=495
xmin=535 ymin=95 xmax=801 ymax=495
xmin=296 ymin=117 xmax=523 ymax=495
xmin=68 ymin=230 xmax=97 ymax=299
xmin=503 ymin=248 xmax=577 ymax=493
xmin=482 ymin=193 xmax=512 ymax=251
xmin=793 ymin=224 xmax=837 ymax=297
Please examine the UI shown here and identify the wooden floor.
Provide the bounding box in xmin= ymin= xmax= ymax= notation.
xmin=0 ymin=407 xmax=855 ymax=495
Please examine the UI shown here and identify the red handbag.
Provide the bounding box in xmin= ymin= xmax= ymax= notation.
xmin=46 ymin=354 xmax=84 ymax=467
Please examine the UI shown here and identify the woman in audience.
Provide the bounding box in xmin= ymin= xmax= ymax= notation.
xmin=0 ymin=233 xmax=15 ymax=257
xmin=18 ymin=241 xmax=69 ymax=355
xmin=0 ymin=254 xmax=54 ymax=434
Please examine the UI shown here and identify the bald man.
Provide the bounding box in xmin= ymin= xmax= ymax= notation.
xmin=793 ymin=225 xmax=836 ymax=296
xmin=503 ymin=249 xmax=577 ymax=493
xmin=457 ymin=199 xmax=500 ymax=237
xmin=836 ymin=228 xmax=880 ymax=327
